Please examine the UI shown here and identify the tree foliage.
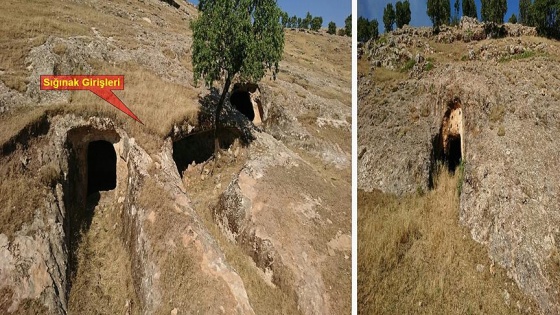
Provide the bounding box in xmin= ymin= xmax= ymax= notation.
xmin=191 ymin=0 xmax=285 ymax=152
xmin=508 ymin=13 xmax=518 ymax=23
xmin=280 ymin=11 xmax=289 ymax=27
xmin=451 ymin=0 xmax=461 ymax=24
xmin=358 ymin=17 xmax=379 ymax=42
xmin=519 ymin=0 xmax=533 ymax=25
xmin=532 ymin=0 xmax=560 ymax=38
xmin=327 ymin=21 xmax=337 ymax=34
xmin=427 ymin=0 xmax=451 ymax=29
xmin=462 ymin=0 xmax=478 ymax=19
xmin=345 ymin=14 xmax=352 ymax=36
xmin=481 ymin=0 xmax=507 ymax=23
xmin=288 ymin=15 xmax=297 ymax=28
xmin=311 ymin=16 xmax=323 ymax=31
xmin=383 ymin=3 xmax=396 ymax=32
xmin=302 ymin=11 xmax=313 ymax=29
xmin=395 ymin=0 xmax=412 ymax=28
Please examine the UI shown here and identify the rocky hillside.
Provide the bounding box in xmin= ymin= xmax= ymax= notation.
xmin=0 ymin=0 xmax=351 ymax=314
xmin=359 ymin=17 xmax=560 ymax=314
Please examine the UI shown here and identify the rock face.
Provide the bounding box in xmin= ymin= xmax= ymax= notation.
xmin=360 ymin=22 xmax=560 ymax=314
xmin=0 ymin=114 xmax=255 ymax=314
xmin=365 ymin=17 xmax=538 ymax=70
xmin=215 ymin=131 xmax=351 ymax=315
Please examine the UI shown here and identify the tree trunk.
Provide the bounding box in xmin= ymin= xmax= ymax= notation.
xmin=214 ymin=76 xmax=232 ymax=155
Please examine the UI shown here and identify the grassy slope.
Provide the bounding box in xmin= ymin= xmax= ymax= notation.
xmin=358 ymin=169 xmax=539 ymax=315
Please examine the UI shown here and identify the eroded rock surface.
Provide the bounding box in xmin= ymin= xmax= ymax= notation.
xmin=215 ymin=131 xmax=351 ymax=315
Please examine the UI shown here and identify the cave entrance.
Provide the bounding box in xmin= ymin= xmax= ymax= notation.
xmin=429 ymin=99 xmax=463 ymax=188
xmin=172 ymin=128 xmax=244 ymax=177
xmin=230 ymin=90 xmax=255 ymax=121
xmin=229 ymin=83 xmax=264 ymax=125
xmin=87 ymin=140 xmax=117 ymax=195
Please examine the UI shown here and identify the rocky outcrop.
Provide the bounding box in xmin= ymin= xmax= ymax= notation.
xmin=0 ymin=114 xmax=254 ymax=314
xmin=365 ymin=17 xmax=539 ymax=71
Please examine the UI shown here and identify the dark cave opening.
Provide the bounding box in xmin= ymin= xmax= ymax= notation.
xmin=172 ymin=128 xmax=242 ymax=177
xmin=230 ymin=90 xmax=255 ymax=121
xmin=87 ymin=140 xmax=117 ymax=195
xmin=446 ymin=135 xmax=462 ymax=173
xmin=429 ymin=100 xmax=463 ymax=189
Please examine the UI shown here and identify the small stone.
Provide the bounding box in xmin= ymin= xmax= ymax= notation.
xmin=476 ymin=264 xmax=484 ymax=273
xmin=171 ymin=308 xmax=178 ymax=315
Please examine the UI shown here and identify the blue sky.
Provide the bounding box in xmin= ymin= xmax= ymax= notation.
xmin=187 ymin=0 xmax=351 ymax=27
xmin=359 ymin=0 xmax=520 ymax=32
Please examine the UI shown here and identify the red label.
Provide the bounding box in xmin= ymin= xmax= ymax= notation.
xmin=40 ymin=75 xmax=142 ymax=124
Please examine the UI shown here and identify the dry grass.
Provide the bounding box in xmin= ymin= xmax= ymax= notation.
xmin=0 ymin=143 xmax=46 ymax=240
xmin=0 ymin=0 xmax=195 ymax=91
xmin=68 ymin=191 xmax=140 ymax=315
xmin=358 ymin=170 xmax=539 ymax=315
xmin=0 ymin=107 xmax=47 ymax=150
xmin=372 ymin=67 xmax=406 ymax=85
xmin=276 ymin=30 xmax=351 ymax=106
xmin=66 ymin=63 xmax=199 ymax=153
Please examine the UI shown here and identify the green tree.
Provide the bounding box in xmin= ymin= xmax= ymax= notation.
xmin=427 ymin=0 xmax=451 ymax=29
xmin=519 ymin=0 xmax=533 ymax=25
xmin=311 ymin=16 xmax=323 ymax=31
xmin=383 ymin=3 xmax=396 ymax=32
xmin=191 ymin=0 xmax=285 ymax=155
xmin=327 ymin=21 xmax=337 ymax=34
xmin=396 ymin=0 xmax=412 ymax=28
xmin=338 ymin=28 xmax=346 ymax=36
xmin=358 ymin=16 xmax=371 ymax=42
xmin=371 ymin=19 xmax=379 ymax=40
xmin=508 ymin=13 xmax=518 ymax=23
xmin=358 ymin=17 xmax=380 ymax=42
xmin=280 ymin=11 xmax=289 ymax=28
xmin=297 ymin=17 xmax=303 ymax=28
xmin=462 ymin=0 xmax=478 ymax=19
xmin=288 ymin=15 xmax=297 ymax=28
xmin=532 ymin=0 xmax=560 ymax=37
xmin=302 ymin=11 xmax=313 ymax=29
xmin=345 ymin=14 xmax=352 ymax=36
xmin=481 ymin=0 xmax=507 ymax=23
xmin=451 ymin=0 xmax=460 ymax=24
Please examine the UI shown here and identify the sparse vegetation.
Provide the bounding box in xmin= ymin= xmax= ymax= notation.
xmin=499 ymin=50 xmax=536 ymax=62
xmin=401 ymin=58 xmax=416 ymax=72
xmin=497 ymin=125 xmax=506 ymax=136
xmin=457 ymin=160 xmax=465 ymax=196
xmin=489 ymin=103 xmax=506 ymax=122
xmin=424 ymin=61 xmax=434 ymax=71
